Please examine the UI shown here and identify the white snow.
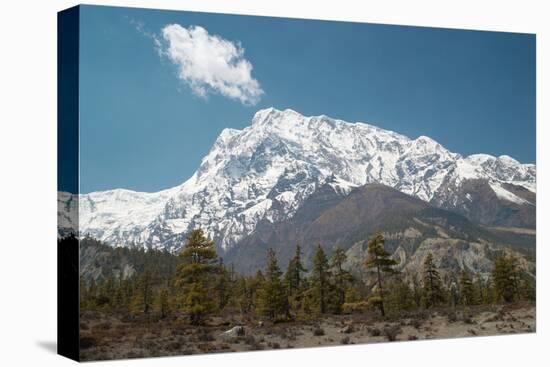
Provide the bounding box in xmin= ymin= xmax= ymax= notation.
xmin=59 ymin=107 xmax=536 ymax=252
xmin=489 ymin=183 xmax=531 ymax=205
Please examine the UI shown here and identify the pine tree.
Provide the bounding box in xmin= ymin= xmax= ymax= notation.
xmin=473 ymin=273 xmax=487 ymax=304
xmin=131 ymin=270 xmax=154 ymax=314
xmin=485 ymin=275 xmax=497 ymax=304
xmin=174 ymin=228 xmax=218 ymax=325
xmin=88 ymin=278 xmax=98 ymax=307
xmin=112 ymin=280 xmax=124 ymax=310
xmin=411 ymin=273 xmax=422 ymax=308
xmin=284 ymin=244 xmax=307 ymax=296
xmin=296 ymin=280 xmax=315 ymax=321
xmin=386 ymin=275 xmax=414 ymax=313
xmin=422 ymin=253 xmax=445 ymax=308
xmin=364 ymin=232 xmax=398 ymax=316
xmin=257 ymin=248 xmax=288 ymax=321
xmin=448 ymin=281 xmax=459 ymax=308
xmin=214 ymin=258 xmax=232 ymax=311
xmin=100 ymin=276 xmax=116 ymax=308
xmin=330 ymin=247 xmax=352 ymax=313
xmin=121 ymin=277 xmax=134 ymax=310
xmin=80 ymin=277 xmax=90 ymax=309
xmin=492 ymin=255 xmax=520 ymax=303
xmin=154 ymin=287 xmax=171 ymax=318
xmin=311 ymin=245 xmax=331 ymax=314
xmin=344 ymin=285 xmax=362 ymax=303
xmin=459 ymin=269 xmax=476 ymax=306
xmin=518 ymin=273 xmax=536 ymax=302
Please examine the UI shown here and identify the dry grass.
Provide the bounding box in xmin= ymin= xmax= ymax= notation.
xmin=79 ymin=303 xmax=536 ymax=361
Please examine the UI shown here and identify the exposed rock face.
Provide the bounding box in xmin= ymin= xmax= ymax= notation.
xmin=345 ymin=237 xmax=534 ymax=283
xmin=58 ymin=108 xmax=536 ymax=276
xmin=431 ymin=178 xmax=535 ymax=229
xmin=226 ymin=184 xmax=534 ymax=276
xmin=79 ymin=240 xmax=136 ymax=282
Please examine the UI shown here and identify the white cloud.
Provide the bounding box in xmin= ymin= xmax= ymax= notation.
xmin=160 ymin=24 xmax=263 ymax=105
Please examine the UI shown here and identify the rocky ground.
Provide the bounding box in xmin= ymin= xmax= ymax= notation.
xmin=79 ymin=303 xmax=535 ymax=361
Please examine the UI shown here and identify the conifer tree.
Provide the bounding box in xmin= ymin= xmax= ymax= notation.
xmin=311 ymin=245 xmax=331 ymax=314
xmin=131 ymin=270 xmax=154 ymax=314
xmin=284 ymin=244 xmax=307 ymax=296
xmin=485 ymin=275 xmax=497 ymax=304
xmin=101 ymin=276 xmax=116 ymax=308
xmin=448 ymin=281 xmax=459 ymax=308
xmin=386 ymin=275 xmax=414 ymax=312
xmin=121 ymin=277 xmax=134 ymax=310
xmin=113 ymin=277 xmax=125 ymax=310
xmin=411 ymin=273 xmax=422 ymax=308
xmin=364 ymin=232 xmax=398 ymax=316
xmin=518 ymin=273 xmax=536 ymax=302
xmin=330 ymin=247 xmax=352 ymax=312
xmin=459 ymin=269 xmax=476 ymax=306
xmin=80 ymin=278 xmax=89 ymax=309
xmin=344 ymin=285 xmax=362 ymax=304
xmin=422 ymin=253 xmax=445 ymax=308
xmin=257 ymin=248 xmax=288 ymax=320
xmin=154 ymin=287 xmax=171 ymax=318
xmin=88 ymin=278 xmax=98 ymax=305
xmin=473 ymin=273 xmax=487 ymax=304
xmin=234 ymin=276 xmax=251 ymax=314
xmin=214 ymin=258 xmax=232 ymax=311
xmin=492 ymin=254 xmax=520 ymax=303
xmin=174 ymin=228 xmax=218 ymax=325
xmin=296 ymin=280 xmax=315 ymax=321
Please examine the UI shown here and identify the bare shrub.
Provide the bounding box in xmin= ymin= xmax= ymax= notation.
xmin=410 ymin=319 xmax=423 ymax=329
xmin=313 ymin=327 xmax=325 ymax=336
xmin=166 ymin=341 xmax=182 ymax=351
xmin=94 ymin=322 xmax=111 ymax=331
xmin=383 ymin=324 xmax=402 ymax=341
xmin=80 ymin=336 xmax=97 ymax=349
xmin=447 ymin=311 xmax=458 ymax=323
xmin=462 ymin=313 xmax=475 ymax=325
xmin=196 ymin=330 xmax=215 ymax=342
xmin=244 ymin=335 xmax=256 ymax=345
xmin=367 ymin=327 xmax=381 ymax=337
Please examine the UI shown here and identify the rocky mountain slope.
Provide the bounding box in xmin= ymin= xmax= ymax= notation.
xmin=58 ymin=108 xmax=536 ymax=263
xmin=226 ymin=183 xmax=535 ymax=276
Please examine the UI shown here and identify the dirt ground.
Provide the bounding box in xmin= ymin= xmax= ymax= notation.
xmin=79 ymin=303 xmax=535 ymax=361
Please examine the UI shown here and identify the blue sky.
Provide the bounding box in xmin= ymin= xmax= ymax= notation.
xmin=79 ymin=5 xmax=536 ymax=193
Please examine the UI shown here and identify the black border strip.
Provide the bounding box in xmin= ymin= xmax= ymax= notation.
xmin=57 ymin=5 xmax=80 ymax=362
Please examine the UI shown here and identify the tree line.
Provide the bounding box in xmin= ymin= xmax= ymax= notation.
xmin=80 ymin=229 xmax=535 ymax=325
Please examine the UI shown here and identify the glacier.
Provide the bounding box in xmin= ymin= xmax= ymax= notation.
xmin=58 ymin=107 xmax=536 ymax=252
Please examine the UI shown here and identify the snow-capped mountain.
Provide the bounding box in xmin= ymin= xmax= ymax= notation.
xmin=58 ymin=107 xmax=536 ymax=252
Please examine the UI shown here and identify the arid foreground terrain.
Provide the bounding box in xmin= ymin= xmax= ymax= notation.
xmin=79 ymin=303 xmax=535 ymax=361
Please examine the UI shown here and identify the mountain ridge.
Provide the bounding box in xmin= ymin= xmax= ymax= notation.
xmin=58 ymin=107 xmax=536 ymax=254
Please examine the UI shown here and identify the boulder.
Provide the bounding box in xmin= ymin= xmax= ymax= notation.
xmin=339 ymin=324 xmax=354 ymax=334
xmin=220 ymin=325 xmax=245 ymax=341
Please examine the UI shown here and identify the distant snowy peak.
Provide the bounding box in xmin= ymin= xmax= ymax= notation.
xmin=456 ymin=154 xmax=535 ymax=192
xmin=59 ymin=107 xmax=536 ymax=251
xmin=202 ymin=107 xmax=534 ymax=198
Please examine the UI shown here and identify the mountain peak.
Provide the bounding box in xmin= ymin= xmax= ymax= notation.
xmin=252 ymin=107 xmax=277 ymax=121
xmin=251 ymin=107 xmax=302 ymax=126
xmin=498 ymin=154 xmax=520 ymax=165
xmin=62 ymin=107 xmax=536 ymax=253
